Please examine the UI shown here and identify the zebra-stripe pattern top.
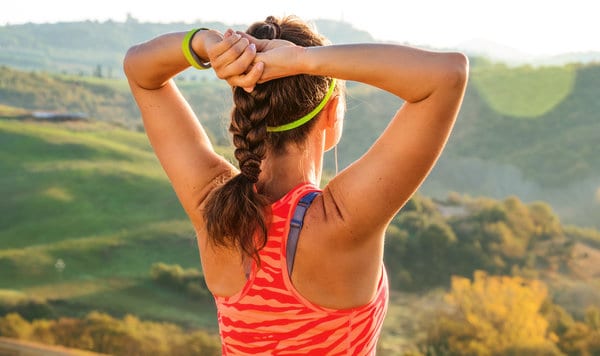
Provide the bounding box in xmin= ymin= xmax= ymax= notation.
xmin=214 ymin=183 xmax=389 ymax=355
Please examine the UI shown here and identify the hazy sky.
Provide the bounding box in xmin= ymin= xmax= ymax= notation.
xmin=2 ymin=0 xmax=598 ymax=57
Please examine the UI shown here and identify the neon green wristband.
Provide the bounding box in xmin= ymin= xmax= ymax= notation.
xmin=182 ymin=28 xmax=211 ymax=70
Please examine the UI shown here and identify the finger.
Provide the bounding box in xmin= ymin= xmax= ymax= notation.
xmin=207 ymin=31 xmax=243 ymax=61
xmin=227 ymin=61 xmax=264 ymax=91
xmin=211 ymin=37 xmax=251 ymax=72
xmin=236 ymin=31 xmax=269 ymax=51
xmin=214 ymin=42 xmax=257 ymax=79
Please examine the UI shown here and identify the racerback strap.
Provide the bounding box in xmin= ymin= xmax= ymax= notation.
xmin=286 ymin=191 xmax=320 ymax=276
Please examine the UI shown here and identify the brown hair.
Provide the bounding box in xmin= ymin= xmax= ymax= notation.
xmin=203 ymin=16 xmax=337 ymax=262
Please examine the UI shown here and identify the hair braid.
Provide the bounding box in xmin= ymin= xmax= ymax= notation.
xmin=231 ymin=89 xmax=269 ymax=183
xmin=203 ymin=15 xmax=340 ymax=262
xmin=203 ymin=87 xmax=271 ymax=261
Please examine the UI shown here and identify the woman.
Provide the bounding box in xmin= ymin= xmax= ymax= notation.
xmin=124 ymin=16 xmax=468 ymax=355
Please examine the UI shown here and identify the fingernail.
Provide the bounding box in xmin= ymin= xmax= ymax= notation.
xmin=249 ymin=43 xmax=256 ymax=52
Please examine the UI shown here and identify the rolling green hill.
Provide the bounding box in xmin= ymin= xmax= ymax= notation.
xmin=1 ymin=58 xmax=599 ymax=229
xmin=0 ymin=119 xmax=218 ymax=327
xmin=419 ymin=62 xmax=600 ymax=228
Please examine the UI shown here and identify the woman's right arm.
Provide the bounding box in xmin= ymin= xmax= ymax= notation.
xmin=123 ymin=30 xmax=261 ymax=226
xmin=258 ymin=41 xmax=469 ymax=240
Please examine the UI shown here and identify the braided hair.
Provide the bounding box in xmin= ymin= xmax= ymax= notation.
xmin=203 ymin=16 xmax=337 ymax=262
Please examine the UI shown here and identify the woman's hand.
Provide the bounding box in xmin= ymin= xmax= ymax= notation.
xmin=202 ymin=29 xmax=265 ymax=92
xmin=237 ymin=32 xmax=302 ymax=83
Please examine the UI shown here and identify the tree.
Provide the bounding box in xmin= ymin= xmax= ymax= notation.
xmin=93 ymin=64 xmax=103 ymax=78
xmin=0 ymin=313 xmax=31 ymax=338
xmin=425 ymin=271 xmax=561 ymax=355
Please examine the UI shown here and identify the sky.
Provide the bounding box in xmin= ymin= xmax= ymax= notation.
xmin=1 ymin=0 xmax=599 ymax=58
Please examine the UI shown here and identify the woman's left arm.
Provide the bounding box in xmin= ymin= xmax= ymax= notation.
xmin=123 ymin=29 xmax=262 ymax=225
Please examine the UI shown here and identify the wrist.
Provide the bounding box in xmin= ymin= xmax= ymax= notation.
xmin=298 ymin=46 xmax=316 ymax=75
xmin=192 ymin=29 xmax=222 ymax=64
xmin=183 ymin=29 xmax=221 ymax=69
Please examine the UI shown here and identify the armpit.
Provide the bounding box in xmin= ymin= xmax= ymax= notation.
xmin=320 ymin=184 xmax=349 ymax=225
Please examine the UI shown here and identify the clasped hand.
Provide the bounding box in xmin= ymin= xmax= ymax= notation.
xmin=205 ymin=29 xmax=298 ymax=92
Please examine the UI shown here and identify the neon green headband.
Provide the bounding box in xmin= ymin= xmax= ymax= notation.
xmin=266 ymin=78 xmax=337 ymax=133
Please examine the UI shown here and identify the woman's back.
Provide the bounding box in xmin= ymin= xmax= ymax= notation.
xmin=215 ymin=183 xmax=388 ymax=355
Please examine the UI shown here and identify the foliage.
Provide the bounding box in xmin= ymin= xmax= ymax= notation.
xmin=0 ymin=311 xmax=221 ymax=355
xmin=0 ymin=65 xmax=140 ymax=127
xmin=384 ymin=193 xmax=571 ymax=291
xmin=0 ymin=290 xmax=55 ymax=320
xmin=542 ymin=304 xmax=600 ymax=356
xmin=416 ymin=274 xmax=600 ymax=355
xmin=150 ymin=263 xmax=209 ymax=298
xmin=424 ymin=272 xmax=561 ymax=356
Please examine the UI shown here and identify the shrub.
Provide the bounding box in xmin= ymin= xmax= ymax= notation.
xmin=0 ymin=289 xmax=55 ymax=320
xmin=150 ymin=262 xmax=209 ymax=298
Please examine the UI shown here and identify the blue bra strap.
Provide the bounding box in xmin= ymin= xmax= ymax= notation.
xmin=286 ymin=191 xmax=320 ymax=276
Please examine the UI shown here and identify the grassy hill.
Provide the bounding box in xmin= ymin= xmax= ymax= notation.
xmin=0 ymin=119 xmax=218 ymax=328
xmin=1 ymin=60 xmax=599 ymax=229
xmin=419 ymin=62 xmax=600 ymax=228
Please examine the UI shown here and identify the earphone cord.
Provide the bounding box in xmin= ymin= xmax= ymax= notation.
xmin=334 ymin=145 xmax=339 ymax=175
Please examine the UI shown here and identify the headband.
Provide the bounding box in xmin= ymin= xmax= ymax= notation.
xmin=266 ymin=78 xmax=337 ymax=132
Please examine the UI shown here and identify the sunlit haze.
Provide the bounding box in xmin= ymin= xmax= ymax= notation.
xmin=1 ymin=0 xmax=599 ymax=58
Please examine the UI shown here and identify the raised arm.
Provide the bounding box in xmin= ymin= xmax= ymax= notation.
xmin=253 ymin=39 xmax=469 ymax=238
xmin=123 ymin=29 xmax=262 ymax=225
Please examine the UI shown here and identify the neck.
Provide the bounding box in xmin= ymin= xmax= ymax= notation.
xmin=257 ymin=132 xmax=325 ymax=202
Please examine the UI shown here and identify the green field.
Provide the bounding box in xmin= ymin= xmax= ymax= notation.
xmin=0 ymin=119 xmax=217 ymax=328
xmin=0 ymin=119 xmax=445 ymax=348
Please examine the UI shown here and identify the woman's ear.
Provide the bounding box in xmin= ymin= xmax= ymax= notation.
xmin=324 ymin=95 xmax=343 ymax=129
xmin=322 ymin=95 xmax=345 ymax=151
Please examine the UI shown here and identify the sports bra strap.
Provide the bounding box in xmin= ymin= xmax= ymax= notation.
xmin=286 ymin=191 xmax=320 ymax=276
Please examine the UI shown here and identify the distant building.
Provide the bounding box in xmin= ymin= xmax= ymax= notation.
xmin=31 ymin=111 xmax=88 ymax=121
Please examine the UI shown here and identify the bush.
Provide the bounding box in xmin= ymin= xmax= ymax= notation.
xmin=0 ymin=289 xmax=55 ymax=320
xmin=150 ymin=262 xmax=209 ymax=298
xmin=0 ymin=311 xmax=221 ymax=355
xmin=424 ymin=272 xmax=557 ymax=355
xmin=0 ymin=312 xmax=31 ymax=338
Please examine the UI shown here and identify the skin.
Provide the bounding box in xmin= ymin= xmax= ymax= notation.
xmin=124 ymin=27 xmax=468 ymax=309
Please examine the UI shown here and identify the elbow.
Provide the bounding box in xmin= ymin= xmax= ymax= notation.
xmin=445 ymin=52 xmax=469 ymax=90
xmin=123 ymin=45 xmax=155 ymax=90
xmin=122 ymin=45 xmax=138 ymax=80
xmin=413 ymin=52 xmax=469 ymax=103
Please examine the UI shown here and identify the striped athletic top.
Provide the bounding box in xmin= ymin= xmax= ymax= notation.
xmin=214 ymin=183 xmax=389 ymax=355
